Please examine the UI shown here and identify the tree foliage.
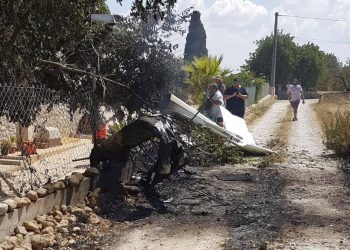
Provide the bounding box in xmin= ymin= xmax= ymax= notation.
xmin=0 ymin=0 xmax=109 ymax=85
xmin=245 ymin=32 xmax=297 ymax=87
xmin=244 ymin=30 xmax=349 ymax=91
xmin=126 ymin=0 xmax=178 ymax=20
xmin=183 ymin=55 xmax=231 ymax=103
xmin=0 ymin=0 xmax=190 ymax=124
xmin=184 ymin=11 xmax=208 ymax=62
xmin=294 ymin=43 xmax=325 ymax=90
xmin=320 ymin=56 xmax=350 ymax=91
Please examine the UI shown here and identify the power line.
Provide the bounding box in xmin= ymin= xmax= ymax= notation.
xmin=293 ymin=36 xmax=350 ymax=45
xmin=279 ymin=14 xmax=350 ymax=23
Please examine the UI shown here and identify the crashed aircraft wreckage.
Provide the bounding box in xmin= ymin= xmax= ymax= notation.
xmin=161 ymin=94 xmax=273 ymax=155
xmin=86 ymin=93 xmax=272 ymax=189
xmin=89 ymin=115 xmax=187 ymax=188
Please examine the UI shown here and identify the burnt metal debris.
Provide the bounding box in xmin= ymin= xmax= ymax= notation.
xmin=90 ymin=115 xmax=187 ymax=190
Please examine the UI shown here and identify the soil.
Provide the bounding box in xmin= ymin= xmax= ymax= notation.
xmin=77 ymin=100 xmax=349 ymax=250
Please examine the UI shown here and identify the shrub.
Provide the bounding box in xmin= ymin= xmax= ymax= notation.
xmin=174 ymin=117 xmax=243 ymax=166
xmin=321 ymin=110 xmax=350 ymax=157
xmin=1 ymin=139 xmax=11 ymax=155
xmin=107 ymin=122 xmax=126 ymax=138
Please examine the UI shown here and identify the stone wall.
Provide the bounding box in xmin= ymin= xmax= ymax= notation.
xmin=0 ymin=104 xmax=88 ymax=142
xmin=319 ymin=91 xmax=350 ymax=103
xmin=0 ymin=169 xmax=100 ymax=240
xmin=0 ymin=118 xmax=16 ymax=141
xmin=32 ymin=104 xmax=85 ymax=138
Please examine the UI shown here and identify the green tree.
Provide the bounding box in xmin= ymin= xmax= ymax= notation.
xmin=39 ymin=9 xmax=190 ymax=112
xmin=0 ymin=0 xmax=189 ymax=122
xmin=127 ymin=0 xmax=177 ymax=20
xmin=244 ymin=31 xmax=348 ymax=92
xmin=0 ymin=0 xmax=110 ymax=85
xmin=335 ymin=61 xmax=350 ymax=91
xmin=245 ymin=31 xmax=298 ymax=88
xmin=183 ymin=55 xmax=231 ymax=103
xmin=184 ymin=11 xmax=208 ymax=62
xmin=0 ymin=0 xmax=180 ymax=86
xmin=319 ymin=53 xmax=347 ymax=91
xmin=294 ymin=43 xmax=325 ymax=90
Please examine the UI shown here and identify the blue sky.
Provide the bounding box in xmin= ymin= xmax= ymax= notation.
xmin=106 ymin=0 xmax=350 ymax=71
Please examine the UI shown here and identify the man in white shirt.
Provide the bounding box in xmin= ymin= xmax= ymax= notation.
xmin=287 ymin=78 xmax=305 ymax=121
xmin=208 ymin=83 xmax=224 ymax=127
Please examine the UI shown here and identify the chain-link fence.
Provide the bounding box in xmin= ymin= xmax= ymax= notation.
xmin=0 ymin=82 xmax=239 ymax=199
xmin=0 ymin=85 xmax=95 ymax=199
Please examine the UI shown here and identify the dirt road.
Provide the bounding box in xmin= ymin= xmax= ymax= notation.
xmin=85 ymin=100 xmax=348 ymax=250
xmin=271 ymin=100 xmax=350 ymax=249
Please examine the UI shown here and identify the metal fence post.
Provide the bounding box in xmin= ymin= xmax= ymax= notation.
xmin=92 ymin=67 xmax=98 ymax=147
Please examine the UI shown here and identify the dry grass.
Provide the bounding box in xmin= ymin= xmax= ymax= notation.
xmin=245 ymin=96 xmax=276 ymax=126
xmin=314 ymin=95 xmax=350 ymax=157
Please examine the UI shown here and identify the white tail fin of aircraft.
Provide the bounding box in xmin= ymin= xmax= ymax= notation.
xmin=163 ymin=94 xmax=274 ymax=155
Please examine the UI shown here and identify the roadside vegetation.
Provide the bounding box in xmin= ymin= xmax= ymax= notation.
xmin=245 ymin=95 xmax=276 ymax=127
xmin=245 ymin=31 xmax=350 ymax=92
xmin=314 ymin=95 xmax=350 ymax=157
xmin=183 ymin=55 xmax=231 ymax=103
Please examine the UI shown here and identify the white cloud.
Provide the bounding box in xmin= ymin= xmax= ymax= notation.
xmin=210 ymin=0 xmax=267 ymax=18
xmin=203 ymin=1 xmax=268 ymax=70
xmin=177 ymin=0 xmax=350 ymax=68
xmin=204 ymin=0 xmax=267 ymax=28
xmin=108 ymin=0 xmax=350 ymax=70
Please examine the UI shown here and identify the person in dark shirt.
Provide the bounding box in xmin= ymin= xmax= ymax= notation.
xmin=223 ymin=78 xmax=248 ymax=118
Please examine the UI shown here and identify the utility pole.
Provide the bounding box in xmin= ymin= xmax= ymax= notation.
xmin=270 ymin=12 xmax=278 ymax=96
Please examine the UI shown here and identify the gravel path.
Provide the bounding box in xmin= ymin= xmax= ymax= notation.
xmin=249 ymin=100 xmax=290 ymax=146
xmin=273 ymin=100 xmax=350 ymax=249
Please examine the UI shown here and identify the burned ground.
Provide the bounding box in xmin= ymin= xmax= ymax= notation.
xmin=73 ymin=160 xmax=286 ymax=250
xmin=73 ymin=100 xmax=350 ymax=250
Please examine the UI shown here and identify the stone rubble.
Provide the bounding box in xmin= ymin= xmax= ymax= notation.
xmin=0 ymin=168 xmax=103 ymax=250
xmin=35 ymin=188 xmax=47 ymax=198
xmin=2 ymin=199 xmax=17 ymax=212
xmin=25 ymin=191 xmax=38 ymax=202
xmin=14 ymin=227 xmax=28 ymax=236
xmin=0 ymin=191 xmax=103 ymax=250
xmin=51 ymin=181 xmax=65 ymax=191
xmin=83 ymin=167 xmax=99 ymax=177
xmin=0 ymin=203 xmax=9 ymax=216
xmin=14 ymin=197 xmax=31 ymax=208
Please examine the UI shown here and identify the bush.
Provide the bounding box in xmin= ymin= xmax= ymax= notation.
xmin=322 ymin=110 xmax=350 ymax=157
xmin=107 ymin=122 xmax=126 ymax=138
xmin=174 ymin=117 xmax=243 ymax=167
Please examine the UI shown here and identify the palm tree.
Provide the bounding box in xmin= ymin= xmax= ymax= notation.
xmin=183 ymin=55 xmax=231 ymax=103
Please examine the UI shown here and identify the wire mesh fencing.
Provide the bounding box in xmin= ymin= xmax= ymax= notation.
xmin=0 ymin=86 xmax=95 ymax=199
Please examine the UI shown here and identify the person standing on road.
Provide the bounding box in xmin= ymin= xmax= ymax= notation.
xmin=287 ymin=78 xmax=305 ymax=121
xmin=207 ymin=83 xmax=224 ymax=127
xmin=223 ymin=78 xmax=248 ymax=118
